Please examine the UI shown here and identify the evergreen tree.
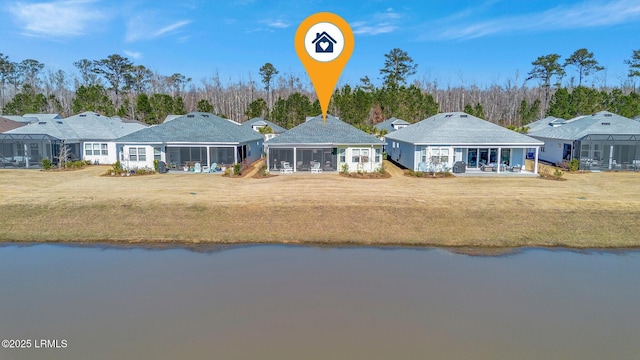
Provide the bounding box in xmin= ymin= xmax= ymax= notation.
xmin=379 ymin=48 xmax=417 ymax=88
xmin=3 ymin=84 xmax=48 ymax=115
xmin=564 ymin=48 xmax=604 ymax=86
xmin=72 ymin=85 xmax=115 ymax=115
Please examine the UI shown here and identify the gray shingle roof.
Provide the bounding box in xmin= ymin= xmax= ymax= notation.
xmin=116 ymin=112 xmax=263 ymax=144
xmin=242 ymin=117 xmax=287 ymax=133
xmin=374 ymin=117 xmax=410 ymax=133
xmin=5 ymin=111 xmax=147 ymax=141
xmin=266 ymin=115 xmax=383 ymax=145
xmin=528 ymin=111 xmax=640 ymax=140
xmin=2 ymin=115 xmax=38 ymax=123
xmin=385 ymin=112 xmax=543 ymax=146
xmin=526 ymin=116 xmax=566 ymax=132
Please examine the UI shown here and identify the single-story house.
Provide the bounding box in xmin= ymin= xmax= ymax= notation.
xmin=264 ymin=115 xmax=384 ymax=173
xmin=2 ymin=111 xmax=146 ymax=167
xmin=242 ymin=117 xmax=287 ymax=141
xmin=528 ymin=111 xmax=640 ymax=170
xmin=374 ymin=117 xmax=410 ymax=134
xmin=385 ymin=112 xmax=543 ymax=173
xmin=114 ymin=112 xmax=264 ymax=170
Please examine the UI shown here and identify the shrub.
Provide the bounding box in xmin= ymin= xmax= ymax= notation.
xmin=41 ymin=158 xmax=53 ymax=170
xmin=554 ymin=168 xmax=564 ymax=177
xmin=568 ymin=158 xmax=580 ymax=171
xmin=223 ymin=168 xmax=232 ymax=176
xmin=341 ymin=163 xmax=349 ymax=174
xmin=233 ymin=163 xmax=242 ymax=175
xmin=153 ymin=159 xmax=159 ymax=172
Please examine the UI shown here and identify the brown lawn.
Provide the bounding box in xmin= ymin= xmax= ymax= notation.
xmin=1 ymin=160 xmax=639 ymax=248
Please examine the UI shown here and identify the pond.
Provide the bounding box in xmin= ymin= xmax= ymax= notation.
xmin=1 ymin=244 xmax=639 ymax=360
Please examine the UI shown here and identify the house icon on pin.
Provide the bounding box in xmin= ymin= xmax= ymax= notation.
xmin=312 ymin=31 xmax=337 ymax=53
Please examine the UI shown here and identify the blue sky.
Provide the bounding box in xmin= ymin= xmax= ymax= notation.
xmin=1 ymin=0 xmax=640 ymax=89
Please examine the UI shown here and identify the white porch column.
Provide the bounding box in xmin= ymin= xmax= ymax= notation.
xmin=293 ymin=147 xmax=297 ymax=172
xmin=24 ymin=143 xmax=29 ymax=168
xmin=534 ymin=147 xmax=539 ymax=174
xmin=370 ymin=145 xmax=374 ymax=172
xmin=496 ymin=147 xmax=502 ymax=173
xmin=233 ymin=146 xmax=238 ymax=164
xmin=608 ymin=145 xmax=614 ymax=169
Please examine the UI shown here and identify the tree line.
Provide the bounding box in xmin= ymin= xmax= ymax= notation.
xmin=1 ymin=47 xmax=639 ymax=130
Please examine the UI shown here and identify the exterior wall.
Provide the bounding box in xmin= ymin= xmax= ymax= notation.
xmin=511 ymin=148 xmax=525 ymax=166
xmin=243 ymin=139 xmax=264 ymax=164
xmin=535 ymin=136 xmax=570 ymax=164
xmin=121 ymin=144 xmax=156 ymax=170
xmin=387 ymin=140 xmax=415 ymax=170
xmin=337 ymin=145 xmax=383 ymax=172
xmin=415 ymin=145 xmax=454 ymax=171
xmin=82 ymin=141 xmax=118 ymax=164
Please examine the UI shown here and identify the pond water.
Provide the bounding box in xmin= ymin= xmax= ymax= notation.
xmin=1 ymin=244 xmax=639 ymax=360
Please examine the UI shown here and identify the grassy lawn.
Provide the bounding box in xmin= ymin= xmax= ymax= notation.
xmin=1 ymin=162 xmax=639 ymax=248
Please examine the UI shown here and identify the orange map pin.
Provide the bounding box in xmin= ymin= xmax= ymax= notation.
xmin=295 ymin=12 xmax=354 ymax=121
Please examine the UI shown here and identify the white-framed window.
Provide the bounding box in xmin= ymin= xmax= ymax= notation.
xmin=375 ymin=148 xmax=381 ymax=162
xmin=129 ymin=147 xmax=146 ymax=162
xmin=85 ymin=143 xmax=108 ymax=156
xmin=339 ymin=148 xmax=346 ymax=162
xmin=422 ymin=148 xmax=449 ymax=164
xmin=153 ymin=147 xmax=161 ymax=161
xmin=352 ymin=149 xmax=370 ymax=163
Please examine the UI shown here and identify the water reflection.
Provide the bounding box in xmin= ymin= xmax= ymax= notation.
xmin=1 ymin=244 xmax=639 ymax=360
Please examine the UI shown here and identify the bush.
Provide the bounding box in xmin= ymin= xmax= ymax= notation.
xmin=233 ymin=163 xmax=242 ymax=175
xmin=153 ymin=159 xmax=159 ymax=172
xmin=554 ymin=168 xmax=564 ymax=177
xmin=340 ymin=163 xmax=349 ymax=174
xmin=568 ymin=158 xmax=580 ymax=171
xmin=41 ymin=158 xmax=53 ymax=170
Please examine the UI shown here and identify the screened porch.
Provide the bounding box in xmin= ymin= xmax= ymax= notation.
xmin=268 ymin=147 xmax=337 ymax=172
xmin=577 ymin=135 xmax=640 ymax=170
xmin=0 ymin=134 xmax=63 ymax=168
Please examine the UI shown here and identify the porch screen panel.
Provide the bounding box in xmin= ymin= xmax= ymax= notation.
xmin=268 ymin=148 xmax=293 ymax=169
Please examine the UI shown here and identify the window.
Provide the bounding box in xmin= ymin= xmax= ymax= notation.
xmin=423 ymin=147 xmax=449 ymax=164
xmin=339 ymin=148 xmax=345 ymax=162
xmin=129 ymin=147 xmax=147 ymax=162
xmin=375 ymin=148 xmax=381 ymax=162
xmin=154 ymin=147 xmax=161 ymax=161
xmin=85 ymin=143 xmax=108 ymax=156
xmin=352 ymin=149 xmax=369 ymax=163
xmin=129 ymin=148 xmax=137 ymax=161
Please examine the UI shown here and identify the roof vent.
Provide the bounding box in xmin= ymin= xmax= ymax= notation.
xmin=601 ymin=122 xmax=610 ymax=125
xmin=56 ymin=121 xmax=63 ymax=124
xmin=79 ymin=114 xmax=86 ymax=117
xmin=460 ymin=114 xmax=468 ymax=118
xmin=604 ymin=113 xmax=612 ymax=117
xmin=38 ymin=121 xmax=47 ymax=124
xmin=445 ymin=114 xmax=453 ymax=118
xmin=187 ymin=114 xmax=195 ymax=118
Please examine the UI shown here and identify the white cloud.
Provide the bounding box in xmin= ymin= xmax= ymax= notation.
xmin=123 ymin=50 xmax=142 ymax=59
xmin=263 ymin=19 xmax=290 ymax=29
xmin=126 ymin=18 xmax=191 ymax=42
xmin=8 ymin=0 xmax=108 ymax=39
xmin=429 ymin=0 xmax=640 ymax=40
xmin=154 ymin=20 xmax=192 ymax=37
xmin=352 ymin=8 xmax=401 ymax=36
